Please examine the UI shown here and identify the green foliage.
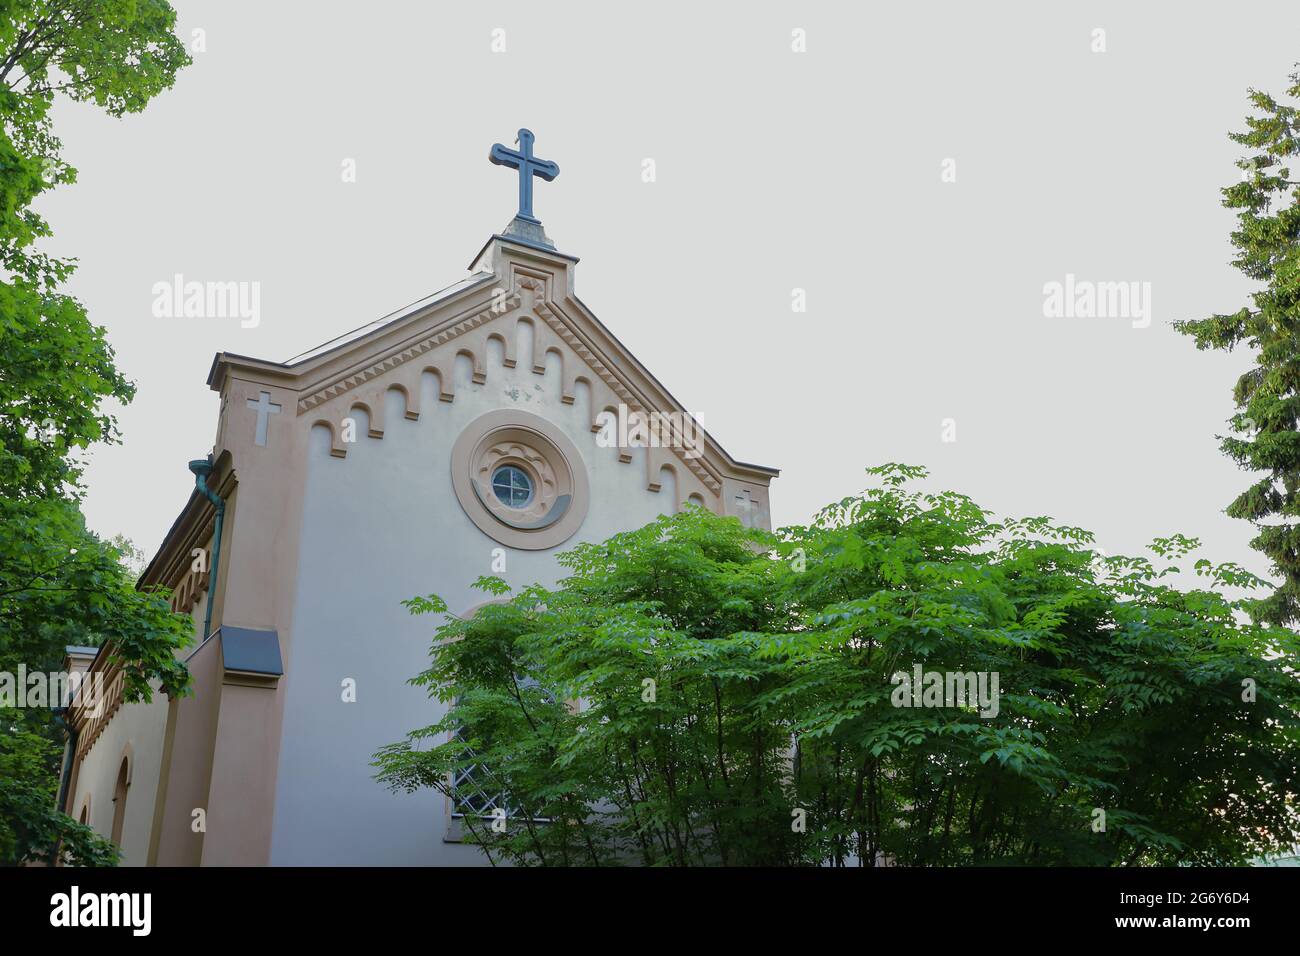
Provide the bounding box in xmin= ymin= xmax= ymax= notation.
xmin=376 ymin=466 xmax=1300 ymax=866
xmin=1175 ymin=67 xmax=1300 ymax=625
xmin=1 ymin=1 xmax=189 ymax=498
xmin=0 ymin=493 xmax=192 ymax=869
xmin=0 ymin=727 xmax=117 ymax=866
xmin=0 ymin=273 xmax=134 ymax=498
xmin=0 ymin=0 xmax=190 ymax=117
xmin=0 ymin=497 xmax=191 ymax=703
xmin=0 ymin=1 xmax=191 ymax=865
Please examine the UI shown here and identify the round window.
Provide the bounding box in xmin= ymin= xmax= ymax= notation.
xmin=451 ymin=410 xmax=590 ymax=551
xmin=491 ymin=465 xmax=534 ymax=508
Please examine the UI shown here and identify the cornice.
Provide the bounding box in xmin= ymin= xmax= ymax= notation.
xmin=202 ymin=243 xmax=778 ymax=499
xmin=524 ymin=278 xmax=726 ymax=494
xmin=295 ymin=291 xmax=521 ymax=414
xmin=68 ymin=659 xmax=125 ymax=759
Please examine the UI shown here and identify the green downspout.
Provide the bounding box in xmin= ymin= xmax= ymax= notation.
xmin=49 ymin=708 xmax=77 ymax=863
xmin=188 ymin=457 xmax=225 ymax=640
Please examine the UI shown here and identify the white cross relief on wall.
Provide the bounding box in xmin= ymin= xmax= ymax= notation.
xmin=735 ymin=489 xmax=764 ymax=529
xmin=247 ymin=390 xmax=281 ymax=447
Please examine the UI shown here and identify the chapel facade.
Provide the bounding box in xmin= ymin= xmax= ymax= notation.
xmin=58 ymin=131 xmax=777 ymax=865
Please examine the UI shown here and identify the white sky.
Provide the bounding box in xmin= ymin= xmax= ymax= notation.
xmin=33 ymin=1 xmax=1300 ymax=586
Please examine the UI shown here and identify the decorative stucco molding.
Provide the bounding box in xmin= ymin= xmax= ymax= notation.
xmin=71 ymin=664 xmax=126 ymax=761
xmin=522 ymin=276 xmax=722 ymax=495
xmin=292 ymin=271 xmax=724 ymax=503
xmin=170 ymin=552 xmax=211 ymax=614
xmin=202 ymin=239 xmax=777 ymax=535
xmin=450 ymin=409 xmax=590 ymax=550
xmin=296 ymin=293 xmax=521 ymax=414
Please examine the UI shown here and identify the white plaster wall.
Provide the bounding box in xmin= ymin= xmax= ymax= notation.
xmin=71 ymin=686 xmax=169 ymax=866
xmin=270 ymin=317 xmax=682 ymax=865
xmin=70 ymin=580 xmax=204 ymax=864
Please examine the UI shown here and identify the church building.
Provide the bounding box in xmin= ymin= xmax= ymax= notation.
xmin=58 ymin=131 xmax=778 ymax=865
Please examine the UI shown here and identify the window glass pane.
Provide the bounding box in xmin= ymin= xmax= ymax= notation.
xmin=491 ymin=466 xmax=532 ymax=508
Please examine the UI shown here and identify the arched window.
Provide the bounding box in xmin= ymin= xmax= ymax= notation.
xmin=110 ymin=756 xmax=130 ymax=845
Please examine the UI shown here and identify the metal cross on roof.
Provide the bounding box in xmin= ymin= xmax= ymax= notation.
xmin=489 ymin=128 xmax=559 ymax=224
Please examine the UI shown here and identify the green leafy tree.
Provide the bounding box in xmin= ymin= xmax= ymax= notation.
xmin=377 ymin=466 xmax=1300 ymax=866
xmin=1175 ymin=67 xmax=1300 ymax=626
xmin=0 ymin=729 xmax=117 ymax=866
xmin=376 ymin=516 xmax=802 ymax=866
xmin=0 ymin=1 xmax=192 ymax=866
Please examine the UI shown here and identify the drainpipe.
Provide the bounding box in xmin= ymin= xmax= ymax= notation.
xmin=188 ymin=457 xmax=225 ymax=640
xmin=50 ymin=707 xmax=78 ymax=864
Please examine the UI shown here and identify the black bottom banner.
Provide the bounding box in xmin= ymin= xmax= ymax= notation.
xmin=0 ymin=864 xmax=1288 ymax=941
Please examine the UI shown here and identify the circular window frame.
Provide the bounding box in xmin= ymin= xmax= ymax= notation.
xmin=451 ymin=410 xmax=590 ymax=550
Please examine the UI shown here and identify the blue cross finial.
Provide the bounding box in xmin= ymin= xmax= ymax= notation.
xmin=489 ymin=128 xmax=559 ymax=224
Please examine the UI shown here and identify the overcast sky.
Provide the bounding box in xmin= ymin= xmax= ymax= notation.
xmin=35 ymin=1 xmax=1300 ymax=585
